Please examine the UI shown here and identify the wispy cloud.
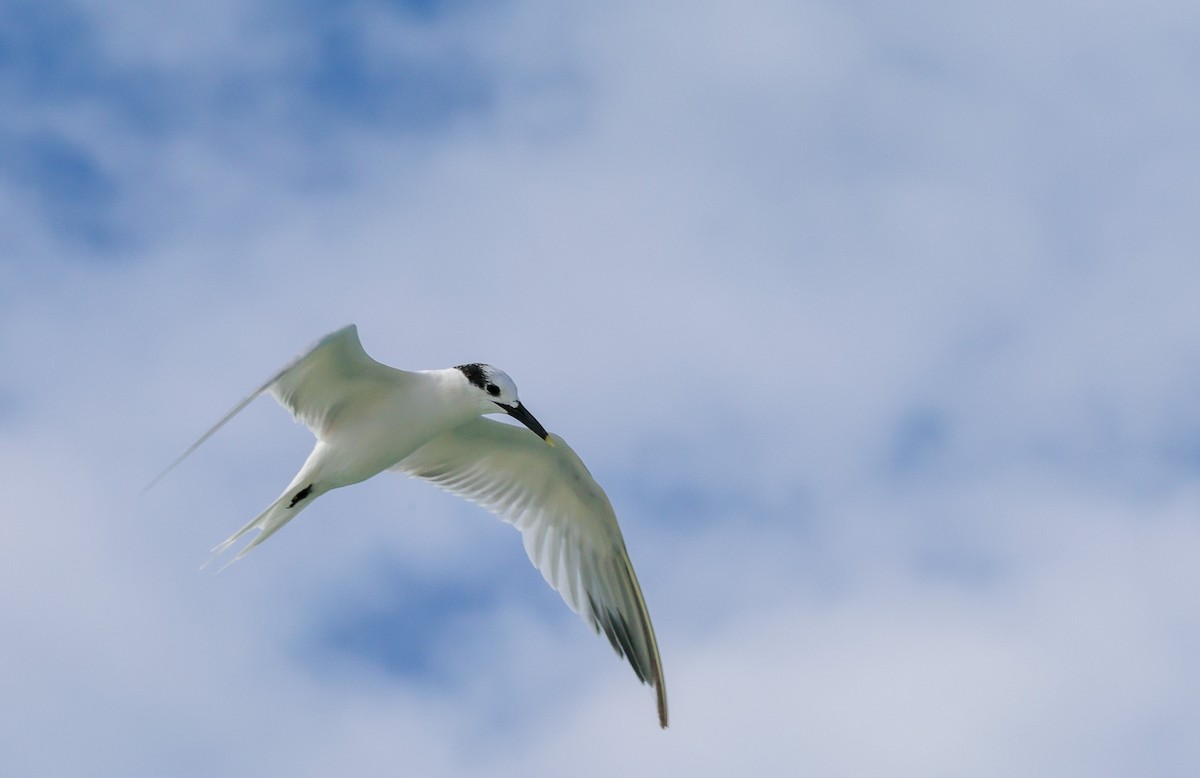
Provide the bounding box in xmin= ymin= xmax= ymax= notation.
xmin=3 ymin=0 xmax=1200 ymax=774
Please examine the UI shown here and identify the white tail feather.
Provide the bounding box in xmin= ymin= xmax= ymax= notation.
xmin=202 ymin=484 xmax=319 ymax=570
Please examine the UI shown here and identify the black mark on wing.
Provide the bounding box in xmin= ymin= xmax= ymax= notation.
xmin=588 ymin=591 xmax=650 ymax=684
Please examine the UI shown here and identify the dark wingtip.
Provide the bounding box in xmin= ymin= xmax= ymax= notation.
xmin=587 ymin=591 xmax=668 ymax=728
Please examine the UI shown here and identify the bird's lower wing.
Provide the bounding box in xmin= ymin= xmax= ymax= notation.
xmin=145 ymin=324 xmax=402 ymax=492
xmin=393 ymin=417 xmax=668 ymax=727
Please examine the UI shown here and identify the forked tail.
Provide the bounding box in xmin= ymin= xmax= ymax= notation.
xmin=204 ymin=479 xmax=320 ymax=569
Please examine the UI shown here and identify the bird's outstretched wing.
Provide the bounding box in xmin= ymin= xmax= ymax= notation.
xmin=266 ymin=324 xmax=405 ymax=436
xmin=394 ymin=418 xmax=668 ymax=727
xmin=145 ymin=324 xmax=399 ymax=492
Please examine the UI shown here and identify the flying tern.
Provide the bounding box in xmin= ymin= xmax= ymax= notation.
xmin=148 ymin=324 xmax=667 ymax=727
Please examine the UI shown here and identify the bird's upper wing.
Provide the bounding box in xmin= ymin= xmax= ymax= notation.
xmin=145 ymin=324 xmax=403 ymax=491
xmin=266 ymin=324 xmax=406 ymax=436
xmin=393 ymin=417 xmax=668 ymax=727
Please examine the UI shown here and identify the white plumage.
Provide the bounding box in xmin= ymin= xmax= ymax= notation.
xmin=150 ymin=324 xmax=667 ymax=727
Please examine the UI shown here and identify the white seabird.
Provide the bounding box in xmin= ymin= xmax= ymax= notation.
xmin=149 ymin=325 xmax=668 ymax=727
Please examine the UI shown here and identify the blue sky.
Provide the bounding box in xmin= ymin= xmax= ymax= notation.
xmin=4 ymin=0 xmax=1200 ymax=774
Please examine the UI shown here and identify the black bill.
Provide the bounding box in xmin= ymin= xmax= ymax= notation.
xmin=497 ymin=402 xmax=552 ymax=443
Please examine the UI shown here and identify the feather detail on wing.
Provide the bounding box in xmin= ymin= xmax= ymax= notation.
xmin=394 ymin=418 xmax=669 ymax=727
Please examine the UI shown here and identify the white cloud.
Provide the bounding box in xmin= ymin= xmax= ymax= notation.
xmin=2 ymin=0 xmax=1200 ymax=774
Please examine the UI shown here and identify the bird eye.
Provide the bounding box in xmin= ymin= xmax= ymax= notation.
xmin=486 ymin=383 xmax=501 ymax=397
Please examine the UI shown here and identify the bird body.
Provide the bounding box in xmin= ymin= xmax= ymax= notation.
xmin=150 ymin=325 xmax=668 ymax=727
